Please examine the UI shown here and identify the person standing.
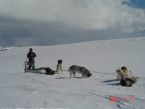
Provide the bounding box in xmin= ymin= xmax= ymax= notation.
xmin=27 ymin=48 xmax=36 ymax=69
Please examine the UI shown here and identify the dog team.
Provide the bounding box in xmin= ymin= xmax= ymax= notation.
xmin=25 ymin=48 xmax=92 ymax=78
xmin=25 ymin=48 xmax=137 ymax=87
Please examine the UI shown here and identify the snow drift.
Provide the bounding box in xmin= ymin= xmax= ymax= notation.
xmin=0 ymin=37 xmax=145 ymax=109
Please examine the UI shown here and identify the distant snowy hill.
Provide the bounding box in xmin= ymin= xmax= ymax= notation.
xmin=0 ymin=37 xmax=145 ymax=109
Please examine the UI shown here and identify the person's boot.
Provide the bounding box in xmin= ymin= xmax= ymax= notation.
xmin=32 ymin=64 xmax=35 ymax=69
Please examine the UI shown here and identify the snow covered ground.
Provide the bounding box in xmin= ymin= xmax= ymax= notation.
xmin=0 ymin=37 xmax=145 ymax=109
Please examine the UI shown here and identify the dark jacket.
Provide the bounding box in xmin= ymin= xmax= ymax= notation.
xmin=27 ymin=51 xmax=36 ymax=62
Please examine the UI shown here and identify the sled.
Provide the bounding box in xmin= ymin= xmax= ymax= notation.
xmin=24 ymin=67 xmax=45 ymax=74
xmin=24 ymin=61 xmax=56 ymax=75
xmin=24 ymin=67 xmax=56 ymax=75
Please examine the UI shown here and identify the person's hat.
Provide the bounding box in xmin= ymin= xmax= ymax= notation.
xmin=29 ymin=48 xmax=33 ymax=51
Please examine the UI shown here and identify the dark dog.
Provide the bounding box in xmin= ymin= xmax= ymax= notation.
xmin=45 ymin=67 xmax=56 ymax=75
xmin=68 ymin=65 xmax=92 ymax=78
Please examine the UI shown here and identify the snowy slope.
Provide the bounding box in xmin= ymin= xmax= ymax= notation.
xmin=0 ymin=37 xmax=145 ymax=109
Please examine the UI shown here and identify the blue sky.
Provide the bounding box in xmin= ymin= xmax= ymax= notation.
xmin=127 ymin=0 xmax=145 ymax=8
xmin=0 ymin=0 xmax=145 ymax=46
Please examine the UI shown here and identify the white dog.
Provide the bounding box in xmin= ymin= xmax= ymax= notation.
xmin=56 ymin=59 xmax=63 ymax=74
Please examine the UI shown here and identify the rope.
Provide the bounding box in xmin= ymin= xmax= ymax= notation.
xmin=91 ymin=71 xmax=116 ymax=75
xmin=63 ymin=70 xmax=69 ymax=72
xmin=63 ymin=69 xmax=115 ymax=75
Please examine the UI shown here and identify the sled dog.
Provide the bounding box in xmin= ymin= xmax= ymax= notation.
xmin=45 ymin=67 xmax=56 ymax=75
xmin=116 ymin=66 xmax=129 ymax=80
xmin=68 ymin=65 xmax=92 ymax=78
xmin=56 ymin=59 xmax=63 ymax=74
